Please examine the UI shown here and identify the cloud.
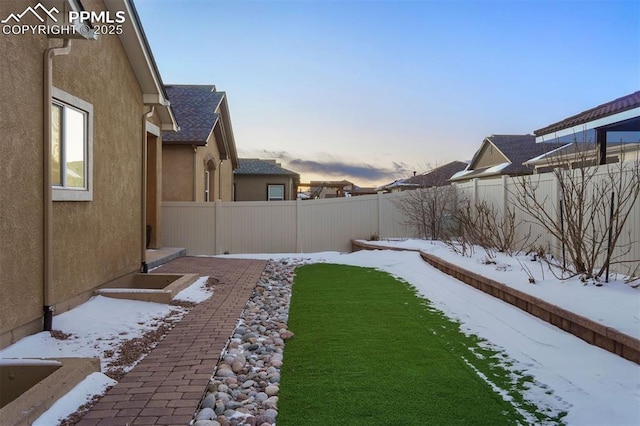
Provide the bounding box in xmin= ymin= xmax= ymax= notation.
xmin=253 ymin=150 xmax=409 ymax=183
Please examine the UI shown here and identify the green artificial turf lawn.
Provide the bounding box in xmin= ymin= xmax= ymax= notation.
xmin=277 ymin=264 xmax=557 ymax=426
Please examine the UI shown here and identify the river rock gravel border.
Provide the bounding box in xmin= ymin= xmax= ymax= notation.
xmin=192 ymin=258 xmax=309 ymax=426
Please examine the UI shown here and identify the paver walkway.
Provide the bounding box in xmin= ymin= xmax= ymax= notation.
xmin=77 ymin=257 xmax=268 ymax=426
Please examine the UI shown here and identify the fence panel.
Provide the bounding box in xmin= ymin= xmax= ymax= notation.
xmin=378 ymin=191 xmax=416 ymax=238
xmin=217 ymin=201 xmax=297 ymax=255
xmin=162 ymin=165 xmax=638 ymax=276
xmin=297 ymin=195 xmax=380 ymax=253
xmin=162 ymin=202 xmax=216 ymax=255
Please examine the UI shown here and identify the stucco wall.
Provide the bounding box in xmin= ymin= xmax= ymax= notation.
xmin=475 ymin=142 xmax=507 ymax=169
xmin=163 ymin=134 xmax=236 ymax=202
xmin=234 ymin=175 xmax=295 ymax=201
xmin=219 ymin=159 xmax=235 ymax=201
xmin=0 ymin=1 xmax=49 ymax=344
xmin=0 ymin=0 xmax=148 ymax=347
xmin=162 ymin=145 xmax=194 ymax=201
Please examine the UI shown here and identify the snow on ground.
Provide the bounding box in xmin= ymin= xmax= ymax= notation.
xmin=2 ymin=247 xmax=639 ymax=425
xmin=359 ymin=238 xmax=640 ymax=339
xmin=0 ymin=276 xmax=211 ymax=425
xmin=226 ymin=246 xmax=640 ymax=426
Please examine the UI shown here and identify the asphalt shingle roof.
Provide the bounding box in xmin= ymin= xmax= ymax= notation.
xmin=234 ymin=159 xmax=300 ymax=177
xmin=534 ymin=91 xmax=640 ymax=136
xmin=404 ymin=161 xmax=468 ymax=187
xmin=163 ymin=85 xmax=225 ymax=143
xmin=486 ymin=135 xmax=566 ymax=175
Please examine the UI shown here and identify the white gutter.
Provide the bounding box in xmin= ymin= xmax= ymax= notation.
xmin=535 ymin=107 xmax=640 ymax=143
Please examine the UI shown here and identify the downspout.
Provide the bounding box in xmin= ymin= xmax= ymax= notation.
xmin=140 ymin=106 xmax=154 ymax=273
xmin=43 ymin=39 xmax=72 ymax=332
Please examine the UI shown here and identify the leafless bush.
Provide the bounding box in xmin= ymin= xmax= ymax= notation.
xmin=511 ymin=145 xmax=640 ymax=281
xmin=444 ymin=197 xmax=536 ymax=259
xmin=394 ymin=185 xmax=458 ymax=240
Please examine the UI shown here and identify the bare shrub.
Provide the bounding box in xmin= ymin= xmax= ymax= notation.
xmin=445 ymin=197 xmax=536 ymax=259
xmin=394 ymin=185 xmax=457 ymax=240
xmin=511 ymin=145 xmax=640 ymax=281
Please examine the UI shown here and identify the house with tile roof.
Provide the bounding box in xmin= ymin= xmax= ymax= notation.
xmin=162 ymin=85 xmax=239 ymax=203
xmin=379 ymin=161 xmax=468 ymax=192
xmin=533 ymin=91 xmax=640 ymax=166
xmin=450 ymin=135 xmax=566 ymax=182
xmin=0 ymin=0 xmax=177 ymax=347
xmin=233 ymin=159 xmax=300 ymax=201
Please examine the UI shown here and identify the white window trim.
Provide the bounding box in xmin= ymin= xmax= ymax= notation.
xmin=267 ymin=184 xmax=285 ymax=201
xmin=204 ymin=170 xmax=210 ymax=202
xmin=52 ymin=87 xmax=94 ymax=201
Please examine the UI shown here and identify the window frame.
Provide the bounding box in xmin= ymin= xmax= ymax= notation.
xmin=204 ymin=169 xmax=210 ymax=202
xmin=51 ymin=87 xmax=93 ymax=201
xmin=267 ymin=184 xmax=285 ymax=201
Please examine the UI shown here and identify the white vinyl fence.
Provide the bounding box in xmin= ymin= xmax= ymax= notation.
xmin=162 ymin=191 xmax=414 ymax=255
xmin=162 ymin=161 xmax=639 ymax=275
xmin=454 ymin=161 xmax=640 ymax=276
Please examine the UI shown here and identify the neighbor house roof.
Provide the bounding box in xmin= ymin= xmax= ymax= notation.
xmin=234 ymin=159 xmax=300 ymax=177
xmin=404 ymin=161 xmax=468 ymax=187
xmin=451 ymin=135 xmax=566 ymax=181
xmin=162 ymin=85 xmax=239 ymax=168
xmin=163 ymin=85 xmax=224 ymax=143
xmin=377 ymin=161 xmax=467 ymax=191
xmin=534 ymin=91 xmax=640 ymax=141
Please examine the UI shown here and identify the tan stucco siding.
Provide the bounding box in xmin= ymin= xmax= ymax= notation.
xmin=163 ymin=134 xmax=235 ymax=202
xmin=163 ymin=145 xmax=194 ymax=201
xmin=474 ymin=142 xmax=509 ymax=169
xmin=194 ymin=140 xmax=220 ymax=202
xmin=234 ymin=175 xmax=295 ymax=201
xmin=0 ymin=0 xmax=149 ymax=346
xmin=219 ymin=159 xmax=235 ymax=201
xmin=0 ymin=7 xmax=48 ymax=341
xmin=50 ymin=13 xmax=144 ymax=306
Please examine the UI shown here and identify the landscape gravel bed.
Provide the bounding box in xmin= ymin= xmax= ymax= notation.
xmin=192 ymin=258 xmax=308 ymax=426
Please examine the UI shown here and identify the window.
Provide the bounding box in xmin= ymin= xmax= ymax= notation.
xmin=204 ymin=170 xmax=210 ymax=201
xmin=51 ymin=87 xmax=93 ymax=201
xmin=267 ymin=184 xmax=284 ymax=201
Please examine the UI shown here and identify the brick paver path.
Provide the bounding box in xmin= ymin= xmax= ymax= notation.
xmin=77 ymin=257 xmax=267 ymax=426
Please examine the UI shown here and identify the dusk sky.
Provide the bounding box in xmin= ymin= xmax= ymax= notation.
xmin=135 ymin=0 xmax=640 ymax=187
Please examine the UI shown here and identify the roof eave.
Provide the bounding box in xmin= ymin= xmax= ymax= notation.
xmin=219 ymin=96 xmax=239 ymax=168
xmin=534 ymin=106 xmax=640 ymax=143
xmin=108 ymin=0 xmax=178 ymax=131
xmin=162 ymin=140 xmax=207 ymax=146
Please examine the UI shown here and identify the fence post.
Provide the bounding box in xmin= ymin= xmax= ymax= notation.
xmin=214 ymin=199 xmax=222 ymax=255
xmin=377 ymin=192 xmax=383 ymax=238
xmin=502 ymin=175 xmax=508 ymax=216
xmin=296 ymin=198 xmax=303 ymax=253
xmin=502 ymin=175 xmax=509 ymax=247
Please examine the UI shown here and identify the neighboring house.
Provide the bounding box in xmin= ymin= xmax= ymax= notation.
xmin=346 ymin=186 xmax=379 ymax=196
xmin=524 ymin=142 xmax=640 ymax=173
xmin=162 ymin=85 xmax=239 ymax=202
xmin=0 ymin=0 xmax=177 ymax=347
xmin=379 ymin=161 xmax=467 ymax=192
xmin=233 ymin=159 xmax=300 ymax=201
xmin=534 ymin=91 xmax=640 ymax=165
xmin=450 ymin=135 xmax=565 ymax=182
xmin=307 ymin=180 xmax=355 ymax=198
